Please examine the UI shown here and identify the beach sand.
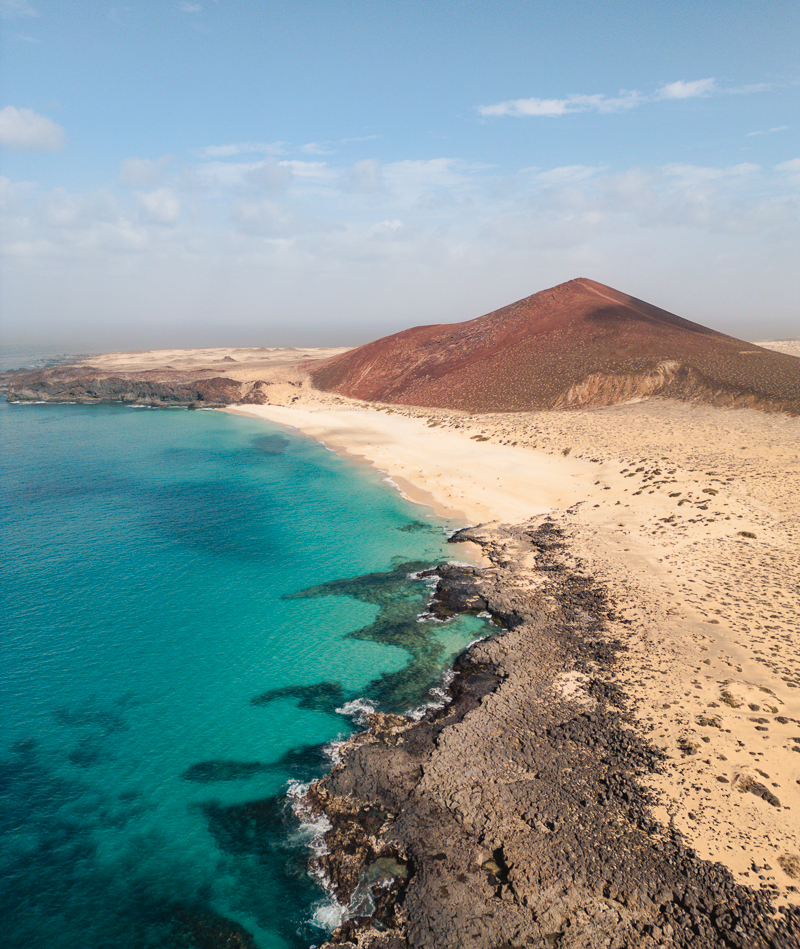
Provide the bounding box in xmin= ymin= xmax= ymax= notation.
xmin=228 ymin=391 xmax=800 ymax=902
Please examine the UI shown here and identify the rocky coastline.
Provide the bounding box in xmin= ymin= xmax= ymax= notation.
xmin=305 ymin=518 xmax=800 ymax=949
xmin=1 ymin=366 xmax=273 ymax=408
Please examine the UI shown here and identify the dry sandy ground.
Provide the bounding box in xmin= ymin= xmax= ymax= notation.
xmin=76 ymin=346 xmax=350 ymax=376
xmin=228 ymin=390 xmax=800 ymax=904
xmin=757 ymin=340 xmax=800 ymax=358
xmin=75 ymin=346 xmax=348 ymax=383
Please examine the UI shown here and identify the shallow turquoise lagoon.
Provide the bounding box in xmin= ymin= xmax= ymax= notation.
xmin=0 ymin=401 xmax=488 ymax=949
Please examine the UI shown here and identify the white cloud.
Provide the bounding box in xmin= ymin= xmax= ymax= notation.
xmin=341 ymin=158 xmax=385 ymax=193
xmin=39 ymin=186 xmax=119 ymax=228
xmin=195 ymin=141 xmax=285 ymax=158
xmin=0 ymin=0 xmax=38 ymax=18
xmin=728 ymin=82 xmax=773 ymax=96
xmin=191 ymin=157 xmax=330 ymax=192
xmin=191 ymin=158 xmax=308 ymax=190
xmin=656 ymin=78 xmax=716 ymax=99
xmin=775 ymin=158 xmax=800 ymax=184
xmin=136 ymin=188 xmax=180 ymax=224
xmin=529 ymin=164 xmax=599 ymax=185
xmin=0 ymin=106 xmax=66 ymax=150
xmin=0 ymin=174 xmax=22 ymax=212
xmin=118 ymin=155 xmax=174 ymax=187
xmin=277 ymin=160 xmax=334 ymax=181
xmin=747 ymin=125 xmax=790 ymax=137
xmin=480 ymin=78 xmax=719 ymax=118
xmin=383 ymin=158 xmax=468 ymax=189
xmin=300 ymin=142 xmax=334 ymax=155
xmin=230 ymin=199 xmax=295 ymax=236
xmin=246 ymin=160 xmax=294 ymax=192
xmin=479 ymin=90 xmax=642 ymax=118
xmin=3 ymin=150 xmax=799 ymax=347
xmin=178 ymin=2 xmax=201 ymax=12
xmin=369 ymin=218 xmax=403 ymax=239
xmin=663 ymin=162 xmax=760 ymax=181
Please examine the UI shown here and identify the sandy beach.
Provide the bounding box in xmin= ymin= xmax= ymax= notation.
xmin=228 ymin=390 xmax=800 ymax=905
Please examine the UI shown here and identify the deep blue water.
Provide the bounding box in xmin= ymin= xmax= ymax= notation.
xmin=0 ymin=401 xmax=487 ymax=949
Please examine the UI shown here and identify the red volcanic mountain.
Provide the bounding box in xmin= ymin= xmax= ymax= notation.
xmin=309 ymin=278 xmax=800 ymax=414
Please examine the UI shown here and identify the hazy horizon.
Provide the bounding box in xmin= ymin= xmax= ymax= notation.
xmin=2 ymin=0 xmax=798 ymax=350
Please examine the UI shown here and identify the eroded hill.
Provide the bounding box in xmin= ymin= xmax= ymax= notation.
xmin=308 ymin=279 xmax=800 ymax=415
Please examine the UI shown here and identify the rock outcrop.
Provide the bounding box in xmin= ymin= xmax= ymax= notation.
xmin=307 ymin=519 xmax=800 ymax=948
xmin=3 ymin=367 xmax=273 ymax=408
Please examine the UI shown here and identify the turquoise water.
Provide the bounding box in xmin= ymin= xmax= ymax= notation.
xmin=0 ymin=401 xmax=487 ymax=949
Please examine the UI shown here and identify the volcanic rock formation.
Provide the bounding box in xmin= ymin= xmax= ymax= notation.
xmin=308 ymin=279 xmax=800 ymax=414
xmin=1 ymin=346 xmax=347 ymax=408
xmin=308 ymin=520 xmax=800 ymax=949
xmin=3 ymin=366 xmax=270 ymax=408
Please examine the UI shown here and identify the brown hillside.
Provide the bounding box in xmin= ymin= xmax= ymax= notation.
xmin=309 ymin=278 xmax=800 ymax=414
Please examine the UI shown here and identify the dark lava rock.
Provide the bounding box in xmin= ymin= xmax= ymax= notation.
xmin=424 ymin=563 xmax=488 ymax=618
xmin=304 ymin=517 xmax=800 ymax=949
xmin=3 ymin=366 xmax=272 ymax=407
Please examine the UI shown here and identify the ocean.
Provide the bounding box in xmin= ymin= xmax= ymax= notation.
xmin=0 ymin=400 xmax=489 ymax=949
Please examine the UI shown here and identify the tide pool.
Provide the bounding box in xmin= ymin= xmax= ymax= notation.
xmin=0 ymin=401 xmax=488 ymax=949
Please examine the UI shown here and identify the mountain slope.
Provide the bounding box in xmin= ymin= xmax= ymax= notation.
xmin=309 ymin=278 xmax=800 ymax=414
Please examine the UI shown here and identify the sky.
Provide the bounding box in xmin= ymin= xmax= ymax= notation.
xmin=1 ymin=0 xmax=798 ymax=352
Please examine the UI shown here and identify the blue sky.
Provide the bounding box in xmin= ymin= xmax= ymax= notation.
xmin=1 ymin=0 xmax=798 ymax=350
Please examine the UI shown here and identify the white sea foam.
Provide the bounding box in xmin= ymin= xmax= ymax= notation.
xmin=311 ymin=897 xmax=347 ymax=931
xmin=286 ymin=781 xmax=349 ymax=933
xmin=377 ymin=470 xmax=438 ymax=511
xmin=407 ymin=569 xmax=438 ymax=587
xmin=286 ymin=781 xmax=332 ymax=856
xmin=335 ymin=697 xmax=376 ymax=725
xmin=407 ymin=667 xmax=458 ymax=720
xmin=322 ymin=736 xmax=349 ymax=766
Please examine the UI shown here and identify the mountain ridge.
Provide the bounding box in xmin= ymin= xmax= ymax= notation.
xmin=307 ymin=278 xmax=800 ymax=415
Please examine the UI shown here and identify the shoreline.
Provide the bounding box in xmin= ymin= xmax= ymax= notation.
xmin=224 ymin=395 xmax=800 ymax=943
xmin=224 ymin=402 xmax=595 ymax=526
xmin=226 ymin=404 xmax=472 ymax=524
xmin=309 ymin=520 xmax=800 ymax=948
